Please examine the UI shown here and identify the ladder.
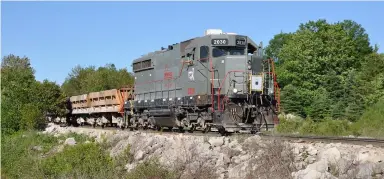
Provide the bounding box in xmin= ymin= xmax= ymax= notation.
xmin=263 ymin=58 xmax=281 ymax=113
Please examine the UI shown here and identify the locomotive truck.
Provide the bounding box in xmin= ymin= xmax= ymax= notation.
xmin=53 ymin=29 xmax=281 ymax=135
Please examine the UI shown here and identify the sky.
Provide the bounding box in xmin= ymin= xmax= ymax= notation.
xmin=2 ymin=1 xmax=384 ymax=85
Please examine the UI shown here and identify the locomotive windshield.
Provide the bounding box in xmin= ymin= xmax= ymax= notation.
xmin=212 ymin=47 xmax=245 ymax=57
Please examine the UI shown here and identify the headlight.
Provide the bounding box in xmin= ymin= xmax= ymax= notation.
xmin=233 ymin=88 xmax=238 ymax=93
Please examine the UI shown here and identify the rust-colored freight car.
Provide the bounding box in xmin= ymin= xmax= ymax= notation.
xmin=69 ymin=87 xmax=134 ymax=127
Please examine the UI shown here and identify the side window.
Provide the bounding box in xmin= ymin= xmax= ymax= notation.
xmin=200 ymin=46 xmax=209 ymax=59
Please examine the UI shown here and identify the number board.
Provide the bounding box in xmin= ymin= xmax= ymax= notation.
xmin=236 ymin=39 xmax=246 ymax=46
xmin=211 ymin=39 xmax=228 ymax=45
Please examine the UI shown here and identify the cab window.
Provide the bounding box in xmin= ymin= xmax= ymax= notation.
xmin=229 ymin=49 xmax=245 ymax=55
xmin=200 ymin=46 xmax=209 ymax=59
xmin=212 ymin=47 xmax=227 ymax=57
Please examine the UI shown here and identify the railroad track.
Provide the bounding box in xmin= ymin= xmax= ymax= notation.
xmin=58 ymin=123 xmax=384 ymax=148
xmin=260 ymin=133 xmax=384 ymax=148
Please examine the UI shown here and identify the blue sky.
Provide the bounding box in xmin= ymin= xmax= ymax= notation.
xmin=2 ymin=2 xmax=383 ymax=85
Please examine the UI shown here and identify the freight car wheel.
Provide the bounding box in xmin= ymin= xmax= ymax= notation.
xmin=179 ymin=127 xmax=185 ymax=133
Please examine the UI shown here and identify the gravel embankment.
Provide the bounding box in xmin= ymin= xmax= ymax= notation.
xmin=43 ymin=123 xmax=384 ymax=179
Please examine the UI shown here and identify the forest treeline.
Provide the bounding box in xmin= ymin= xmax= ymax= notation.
xmin=266 ymin=19 xmax=384 ymax=122
xmin=1 ymin=56 xmax=134 ymax=136
xmin=61 ymin=64 xmax=134 ymax=96
xmin=1 ymin=19 xmax=383 ymax=137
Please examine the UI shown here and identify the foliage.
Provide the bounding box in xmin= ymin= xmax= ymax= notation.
xmin=20 ymin=104 xmax=44 ymax=131
xmin=126 ymin=158 xmax=177 ymax=179
xmin=353 ymin=97 xmax=384 ymax=138
xmin=32 ymin=80 xmax=67 ymax=116
xmin=1 ymin=55 xmax=36 ymax=135
xmin=269 ymin=19 xmax=377 ymax=121
xmin=61 ymin=63 xmax=134 ymax=96
xmin=1 ymin=131 xmax=59 ymax=179
xmin=276 ymin=118 xmax=302 ymax=134
xmin=1 ymin=54 xmax=65 ymax=136
xmin=41 ymin=143 xmax=117 ymax=179
xmin=277 ymin=117 xmax=355 ymax=137
xmin=1 ymin=131 xmax=176 ymax=179
xmin=264 ymin=32 xmax=293 ymax=61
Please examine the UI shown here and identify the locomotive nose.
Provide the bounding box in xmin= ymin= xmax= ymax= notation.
xmin=224 ymin=56 xmax=248 ymax=95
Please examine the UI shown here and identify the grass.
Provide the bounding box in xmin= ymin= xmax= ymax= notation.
xmin=276 ymin=97 xmax=384 ymax=138
xmin=126 ymin=158 xmax=177 ymax=179
xmin=353 ymin=98 xmax=384 ymax=138
xmin=1 ymin=131 xmax=178 ymax=179
xmin=1 ymin=131 xmax=59 ymax=179
xmin=276 ymin=117 xmax=359 ymax=137
xmin=276 ymin=99 xmax=384 ymax=138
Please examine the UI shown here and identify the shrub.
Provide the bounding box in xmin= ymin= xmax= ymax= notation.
xmin=276 ymin=117 xmax=302 ymax=134
xmin=246 ymin=140 xmax=297 ymax=179
xmin=41 ymin=143 xmax=118 ymax=179
xmin=1 ymin=131 xmax=123 ymax=179
xmin=126 ymin=158 xmax=176 ymax=179
xmin=353 ymin=97 xmax=384 ymax=138
xmin=1 ymin=131 xmax=59 ymax=179
xmin=315 ymin=119 xmax=352 ymax=136
xmin=297 ymin=118 xmax=319 ymax=135
xmin=277 ymin=117 xmax=355 ymax=137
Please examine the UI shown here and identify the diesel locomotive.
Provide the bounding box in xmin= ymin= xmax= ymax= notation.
xmin=122 ymin=29 xmax=280 ymax=134
xmin=50 ymin=29 xmax=281 ymax=135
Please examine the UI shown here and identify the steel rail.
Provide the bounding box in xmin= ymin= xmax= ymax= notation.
xmin=56 ymin=123 xmax=384 ymax=147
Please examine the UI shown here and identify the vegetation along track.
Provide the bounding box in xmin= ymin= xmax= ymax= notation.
xmin=59 ymin=123 xmax=384 ymax=148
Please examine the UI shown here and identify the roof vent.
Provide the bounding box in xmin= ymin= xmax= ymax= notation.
xmin=205 ymin=29 xmax=223 ymax=35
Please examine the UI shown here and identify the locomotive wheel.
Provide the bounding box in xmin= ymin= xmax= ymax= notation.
xmin=218 ymin=127 xmax=228 ymax=136
xmin=202 ymin=125 xmax=211 ymax=133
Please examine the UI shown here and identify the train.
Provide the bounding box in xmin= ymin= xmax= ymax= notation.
xmin=47 ymin=29 xmax=281 ymax=135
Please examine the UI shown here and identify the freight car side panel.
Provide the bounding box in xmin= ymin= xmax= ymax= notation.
xmin=88 ymin=89 xmax=121 ymax=113
xmin=70 ymin=94 xmax=88 ymax=114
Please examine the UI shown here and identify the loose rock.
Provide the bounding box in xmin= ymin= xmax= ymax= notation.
xmin=64 ymin=137 xmax=76 ymax=146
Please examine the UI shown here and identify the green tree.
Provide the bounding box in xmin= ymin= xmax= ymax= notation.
xmin=358 ymin=53 xmax=384 ymax=107
xmin=62 ymin=64 xmax=134 ymax=96
xmin=33 ymin=80 xmax=67 ymax=117
xmin=1 ymin=55 xmax=36 ymax=135
xmin=274 ymin=19 xmax=374 ymax=120
xmin=1 ymin=54 xmax=66 ymax=135
xmin=264 ymin=32 xmax=292 ymax=62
